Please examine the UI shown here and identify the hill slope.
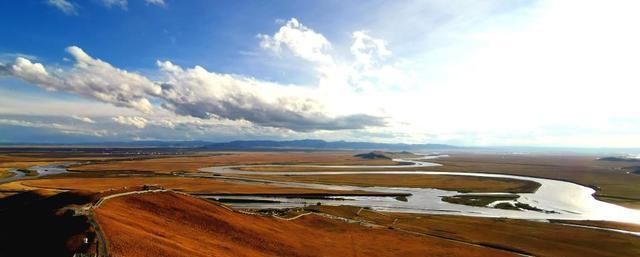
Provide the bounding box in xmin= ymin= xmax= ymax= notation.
xmin=94 ymin=192 xmax=514 ymax=257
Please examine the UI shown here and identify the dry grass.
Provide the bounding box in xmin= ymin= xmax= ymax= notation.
xmin=68 ymin=152 xmax=398 ymax=173
xmin=551 ymin=220 xmax=640 ymax=233
xmin=0 ymin=153 xmax=127 ymax=178
xmin=237 ymin=153 xmax=640 ymax=208
xmin=238 ymin=174 xmax=541 ymax=193
xmin=309 ymin=205 xmax=640 ymax=257
xmin=430 ymin=154 xmax=640 ymax=208
xmin=0 ymin=161 xmax=55 ymax=178
xmin=94 ymin=192 xmax=516 ymax=257
xmin=0 ymin=176 xmax=387 ymax=196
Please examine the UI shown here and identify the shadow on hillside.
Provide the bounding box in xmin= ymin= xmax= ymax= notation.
xmin=0 ymin=190 xmax=98 ymax=256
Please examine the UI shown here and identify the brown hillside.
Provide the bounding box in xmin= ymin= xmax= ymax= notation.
xmin=94 ymin=192 xmax=516 ymax=257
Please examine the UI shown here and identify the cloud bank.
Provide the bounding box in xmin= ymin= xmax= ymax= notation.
xmin=8 ymin=47 xmax=160 ymax=113
xmin=112 ymin=116 xmax=148 ymax=128
xmin=4 ymin=45 xmax=385 ymax=132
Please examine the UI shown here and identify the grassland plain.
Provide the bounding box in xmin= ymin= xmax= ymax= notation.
xmin=0 ymin=176 xmax=395 ymax=196
xmin=306 ymin=205 xmax=640 ymax=257
xmin=1 ymin=149 xmax=639 ymax=257
xmin=0 ymin=152 xmax=139 ymax=178
xmin=67 ymin=151 xmax=398 ymax=173
xmin=227 ymin=152 xmax=640 ymax=209
xmin=237 ymin=173 xmax=541 ymax=193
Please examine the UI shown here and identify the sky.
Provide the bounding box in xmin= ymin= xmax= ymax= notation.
xmin=0 ymin=0 xmax=639 ymax=147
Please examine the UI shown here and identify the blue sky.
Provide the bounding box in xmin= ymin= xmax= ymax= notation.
xmin=1 ymin=0 xmax=639 ymax=147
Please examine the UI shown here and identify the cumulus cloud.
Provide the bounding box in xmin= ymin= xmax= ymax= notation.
xmin=6 ymin=46 xmax=160 ymax=113
xmin=47 ymin=0 xmax=77 ymax=15
xmin=71 ymin=115 xmax=96 ymax=124
xmin=157 ymin=61 xmax=384 ymax=131
xmin=112 ymin=116 xmax=148 ymax=128
xmin=258 ymin=18 xmax=333 ymax=63
xmin=351 ymin=31 xmax=392 ymax=69
xmin=259 ymin=19 xmax=413 ymax=93
xmin=5 ymin=45 xmax=384 ymax=132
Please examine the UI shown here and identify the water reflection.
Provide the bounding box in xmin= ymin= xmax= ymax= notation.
xmin=200 ymin=157 xmax=640 ymax=224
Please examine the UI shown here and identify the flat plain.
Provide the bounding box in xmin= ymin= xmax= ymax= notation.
xmin=1 ymin=150 xmax=639 ymax=257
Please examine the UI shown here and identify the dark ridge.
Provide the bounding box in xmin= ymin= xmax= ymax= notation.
xmin=598 ymin=157 xmax=640 ymax=162
xmin=354 ymin=151 xmax=392 ymax=160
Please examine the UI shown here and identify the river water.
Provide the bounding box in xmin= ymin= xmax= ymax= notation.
xmin=2 ymin=157 xmax=639 ymax=225
xmin=0 ymin=163 xmax=74 ymax=183
xmin=199 ymin=156 xmax=640 ymax=225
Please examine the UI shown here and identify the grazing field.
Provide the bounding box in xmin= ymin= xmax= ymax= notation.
xmin=432 ymin=154 xmax=640 ymax=209
xmin=238 ymin=173 xmax=541 ymax=193
xmin=0 ymin=153 xmax=134 ymax=178
xmin=308 ymin=205 xmax=640 ymax=257
xmin=94 ymin=191 xmax=516 ymax=257
xmin=1 ymin=149 xmax=639 ymax=257
xmin=68 ymin=151 xmax=398 ymax=173
xmin=234 ymin=153 xmax=640 ymax=209
xmin=0 ymin=177 xmax=389 ymax=196
xmin=550 ymin=220 xmax=640 ymax=233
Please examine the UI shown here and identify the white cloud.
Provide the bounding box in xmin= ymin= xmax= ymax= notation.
xmin=258 ymin=18 xmax=333 ymax=64
xmin=7 ymin=46 xmax=160 ymax=113
xmin=156 ymin=61 xmax=384 ymax=131
xmin=0 ymin=88 xmax=141 ymax=117
xmin=144 ymin=0 xmax=165 ymax=7
xmin=71 ymin=115 xmax=96 ymax=124
xmin=258 ymin=19 xmax=415 ymax=95
xmin=112 ymin=116 xmax=148 ymax=128
xmin=46 ymin=0 xmax=77 ymax=15
xmin=351 ymin=31 xmax=391 ymax=68
xmin=0 ymin=118 xmax=107 ymax=137
xmin=6 ymin=45 xmax=382 ymax=132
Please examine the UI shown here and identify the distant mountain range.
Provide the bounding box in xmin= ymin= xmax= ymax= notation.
xmin=0 ymin=140 xmax=212 ymax=148
xmin=2 ymin=140 xmax=639 ymax=155
xmin=0 ymin=139 xmax=458 ymax=151
xmin=201 ymin=139 xmax=457 ymax=151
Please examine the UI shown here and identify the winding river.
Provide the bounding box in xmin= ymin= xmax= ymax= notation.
xmin=2 ymin=156 xmax=639 ymax=225
xmin=199 ymin=156 xmax=640 ymax=225
xmin=1 ymin=163 xmax=74 ymax=183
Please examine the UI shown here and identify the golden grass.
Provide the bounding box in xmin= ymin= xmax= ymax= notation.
xmin=429 ymin=154 xmax=640 ymax=208
xmin=551 ymin=220 xmax=640 ymax=233
xmin=68 ymin=152 xmax=398 ymax=173
xmin=1 ymin=177 xmax=385 ymax=196
xmin=237 ymin=153 xmax=640 ymax=209
xmin=309 ymin=205 xmax=640 ymax=257
xmin=238 ymin=174 xmax=540 ymax=193
xmin=95 ymin=192 xmax=516 ymax=257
